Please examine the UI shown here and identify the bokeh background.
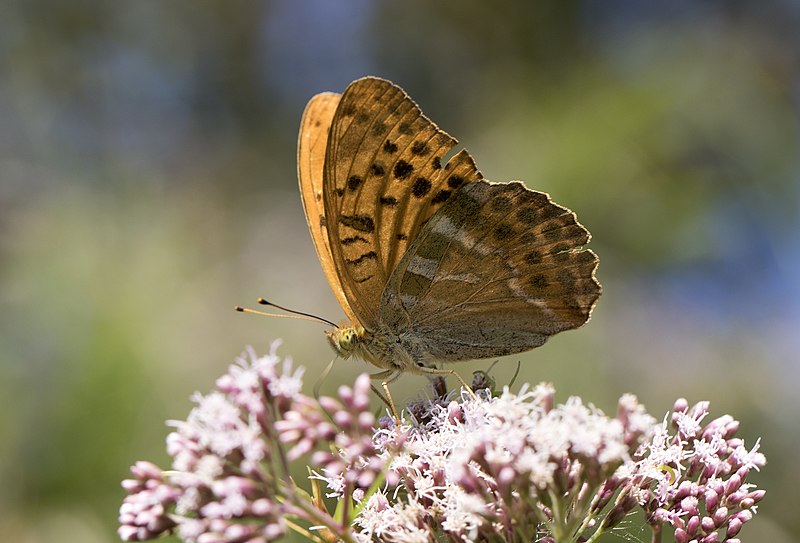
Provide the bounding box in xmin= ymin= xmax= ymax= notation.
xmin=1 ymin=1 xmax=797 ymax=541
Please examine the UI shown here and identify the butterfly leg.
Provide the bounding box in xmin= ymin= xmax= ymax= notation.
xmin=418 ymin=366 xmax=478 ymax=400
xmin=368 ymin=369 xmax=403 ymax=423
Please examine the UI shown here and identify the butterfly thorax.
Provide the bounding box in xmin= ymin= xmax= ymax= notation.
xmin=325 ymin=324 xmax=431 ymax=373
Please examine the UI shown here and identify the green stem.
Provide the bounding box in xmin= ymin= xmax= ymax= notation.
xmin=651 ymin=523 xmax=662 ymax=543
xmin=284 ymin=518 xmax=327 ymax=543
xmin=547 ymin=487 xmax=569 ymax=542
xmin=573 ymin=484 xmax=602 ymax=538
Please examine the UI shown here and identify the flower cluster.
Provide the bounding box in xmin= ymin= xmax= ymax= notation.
xmin=346 ymin=384 xmax=656 ymax=543
xmin=119 ymin=342 xmax=371 ymax=543
xmin=119 ymin=344 xmax=766 ymax=543
xmin=625 ymin=399 xmax=767 ymax=543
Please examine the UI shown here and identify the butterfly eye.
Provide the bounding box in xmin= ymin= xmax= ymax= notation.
xmin=339 ymin=329 xmax=357 ymax=351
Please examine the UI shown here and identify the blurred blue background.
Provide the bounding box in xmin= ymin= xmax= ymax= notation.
xmin=1 ymin=1 xmax=797 ymax=541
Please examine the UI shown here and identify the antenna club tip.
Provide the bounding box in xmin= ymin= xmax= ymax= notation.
xmin=234 ymin=305 xmax=245 ymax=312
xmin=257 ymin=297 xmax=268 ymax=305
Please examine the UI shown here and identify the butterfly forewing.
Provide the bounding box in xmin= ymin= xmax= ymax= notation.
xmin=381 ymin=180 xmax=601 ymax=361
xmin=297 ymin=91 xmax=359 ymax=324
xmin=324 ymin=77 xmax=483 ymax=329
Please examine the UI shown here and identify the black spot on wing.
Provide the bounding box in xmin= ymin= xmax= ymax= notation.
xmin=370 ymin=163 xmax=385 ymax=176
xmin=339 ymin=214 xmax=375 ymax=233
xmin=342 ymin=235 xmax=369 ymax=245
xmin=383 ymin=140 xmax=398 ymax=154
xmin=447 ymin=175 xmax=465 ymax=189
xmin=431 ymin=189 xmax=451 ymax=204
xmin=517 ymin=207 xmax=537 ymax=225
xmin=524 ymin=251 xmax=542 ymax=265
xmin=394 ymin=160 xmax=414 ymax=179
xmin=530 ymin=274 xmax=549 ymax=289
xmin=491 ymin=196 xmax=512 ymax=213
xmin=411 ymin=141 xmax=429 ymax=155
xmin=444 ymin=189 xmax=482 ymax=229
xmin=520 ymin=191 xmax=549 ymax=207
xmin=494 ymin=224 xmax=514 ymax=240
xmin=412 ymin=177 xmax=432 ymax=197
xmin=347 ymin=175 xmax=363 ymax=191
xmin=574 ymin=251 xmax=597 ymax=265
xmin=380 ymin=196 xmax=399 ymax=206
xmin=538 ymin=204 xmax=563 ymax=220
xmin=541 ymin=223 xmax=562 ymax=240
xmin=346 ymin=251 xmax=378 ymax=266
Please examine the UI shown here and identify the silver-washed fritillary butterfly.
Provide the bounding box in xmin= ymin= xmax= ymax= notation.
xmin=298 ymin=76 xmax=601 ymax=390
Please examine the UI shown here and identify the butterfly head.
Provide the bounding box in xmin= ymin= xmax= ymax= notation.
xmin=325 ymin=325 xmax=366 ymax=359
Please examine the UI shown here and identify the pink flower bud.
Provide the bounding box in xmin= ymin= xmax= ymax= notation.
xmin=726 ymin=491 xmax=745 ymax=505
xmin=680 ymin=495 xmax=699 ymax=515
xmin=747 ymin=489 xmax=766 ymax=503
xmin=727 ymin=517 xmax=743 ymax=537
xmin=686 ymin=515 xmax=700 ymax=536
xmin=673 ymin=398 xmax=689 ymax=413
xmin=337 ymin=384 xmax=354 ymax=405
xmin=712 ymin=506 xmax=728 ymax=526
xmin=132 ymin=461 xmax=163 ymax=480
xmin=725 ymin=474 xmax=742 ymax=495
xmin=705 ymin=488 xmax=719 ymax=513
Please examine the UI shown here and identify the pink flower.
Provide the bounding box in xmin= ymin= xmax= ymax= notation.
xmin=119 ymin=343 xmax=766 ymax=543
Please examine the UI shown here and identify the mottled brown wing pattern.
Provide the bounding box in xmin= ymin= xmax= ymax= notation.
xmin=382 ymin=180 xmax=601 ymax=361
xmin=325 ymin=77 xmax=482 ymax=328
xmin=297 ymin=92 xmax=358 ymax=323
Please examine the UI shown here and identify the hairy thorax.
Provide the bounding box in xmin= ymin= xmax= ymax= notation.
xmin=325 ymin=323 xmax=434 ymax=374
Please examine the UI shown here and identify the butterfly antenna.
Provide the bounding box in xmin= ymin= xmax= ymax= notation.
xmin=257 ymin=298 xmax=339 ymax=328
xmin=234 ymin=298 xmax=338 ymax=328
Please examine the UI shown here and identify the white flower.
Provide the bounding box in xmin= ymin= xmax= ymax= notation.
xmin=183 ymin=392 xmax=247 ymax=457
xmin=440 ymin=486 xmax=488 ymax=540
xmin=730 ymin=438 xmax=766 ymax=471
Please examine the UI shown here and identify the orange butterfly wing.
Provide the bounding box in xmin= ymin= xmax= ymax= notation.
xmin=322 ymin=77 xmax=482 ymax=329
xmin=297 ymin=91 xmax=359 ymax=324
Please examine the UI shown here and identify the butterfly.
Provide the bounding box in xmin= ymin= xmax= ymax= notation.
xmin=297 ymin=76 xmax=601 ymax=391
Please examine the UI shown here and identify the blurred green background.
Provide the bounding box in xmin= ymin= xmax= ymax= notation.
xmin=1 ymin=1 xmax=797 ymax=541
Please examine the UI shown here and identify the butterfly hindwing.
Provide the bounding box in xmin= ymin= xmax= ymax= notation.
xmin=381 ymin=180 xmax=601 ymax=361
xmin=324 ymin=77 xmax=482 ymax=328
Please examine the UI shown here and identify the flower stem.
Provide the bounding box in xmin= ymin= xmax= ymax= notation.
xmin=650 ymin=524 xmax=662 ymax=543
